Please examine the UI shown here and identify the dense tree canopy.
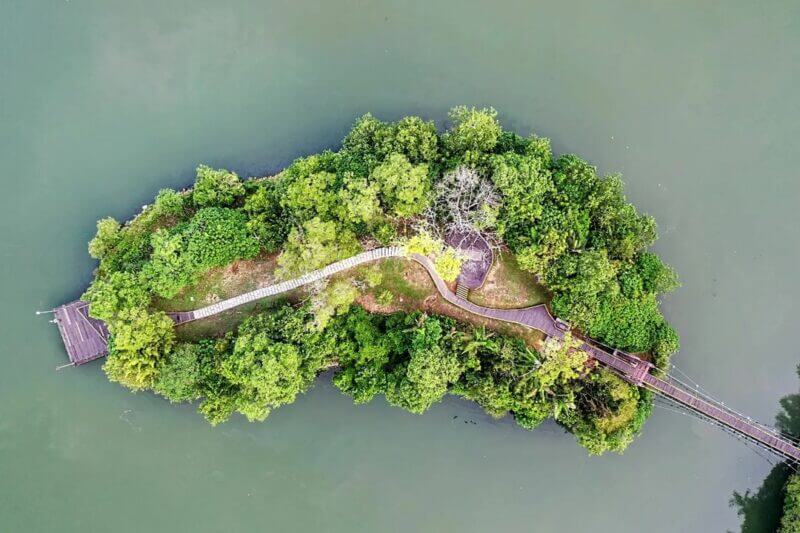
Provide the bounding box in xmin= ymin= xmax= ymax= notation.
xmin=83 ymin=106 xmax=679 ymax=456
xmin=192 ymin=165 xmax=245 ymax=208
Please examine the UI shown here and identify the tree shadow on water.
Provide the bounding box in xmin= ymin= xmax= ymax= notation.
xmin=729 ymin=366 xmax=800 ymax=532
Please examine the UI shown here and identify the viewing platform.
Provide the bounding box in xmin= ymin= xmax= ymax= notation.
xmin=53 ymin=301 xmax=109 ymax=365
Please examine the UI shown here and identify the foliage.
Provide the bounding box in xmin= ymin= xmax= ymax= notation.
xmin=219 ymin=333 xmax=305 ymax=422
xmin=546 ymin=250 xmax=617 ymax=329
xmin=142 ymin=228 xmax=195 ymax=297
xmin=88 ymin=217 xmax=122 ymax=260
xmin=340 ymin=113 xmax=396 ymax=175
xmin=336 ymin=177 xmax=382 ymax=226
xmin=781 ymin=475 xmax=800 ymax=532
xmin=153 ymin=341 xmax=213 ymax=403
xmin=243 ymin=179 xmax=291 ymax=252
xmin=276 ymin=217 xmax=361 ymax=278
xmin=103 ymin=308 xmax=175 ymax=391
xmin=403 ymin=230 xmax=443 ymax=256
xmin=731 ymin=365 xmax=800 ymax=532
xmin=384 ymin=315 xmax=466 ymax=414
xmin=566 ymin=369 xmax=646 ymax=454
xmin=189 ymin=306 xmax=334 ymax=424
xmin=537 ymin=333 xmax=589 ymax=394
xmin=82 ymin=271 xmax=151 ymax=322
xmin=588 ymin=293 xmax=669 ymax=354
xmin=339 ymin=113 xmax=440 ymax=174
xmin=283 ymin=169 xmax=339 ymax=222
xmin=731 ymin=463 xmax=796 ymax=533
xmin=310 ymin=279 xmax=360 ymax=330
xmin=376 ymin=290 xmax=394 ymax=306
xmin=143 ymin=207 xmax=259 ymax=298
xmin=185 ymin=207 xmax=259 ymax=268
xmin=434 ymin=247 xmax=464 ymax=282
xmin=392 ymin=115 xmax=440 ymax=164
xmin=443 ymin=106 xmax=502 ymax=166
xmin=330 ymin=308 xmax=395 ymax=404
xmin=192 ymin=165 xmax=245 ymax=208
xmin=151 ymin=188 xmax=186 ymax=220
xmin=370 ymin=153 xmax=431 ymax=218
xmin=453 ymin=329 xmax=556 ymax=430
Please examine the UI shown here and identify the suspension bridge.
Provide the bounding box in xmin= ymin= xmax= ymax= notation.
xmin=48 ymin=246 xmax=800 ymax=463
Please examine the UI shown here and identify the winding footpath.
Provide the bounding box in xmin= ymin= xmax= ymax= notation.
xmin=54 ymin=246 xmax=800 ymax=461
xmin=172 ymin=246 xmax=800 ymax=461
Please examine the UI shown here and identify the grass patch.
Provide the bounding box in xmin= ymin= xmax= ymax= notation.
xmin=469 ymin=250 xmax=550 ymax=309
xmin=152 ymin=253 xmax=279 ymax=312
xmin=371 ymin=258 xmax=430 ymax=304
xmin=157 ymin=253 xmax=549 ymax=348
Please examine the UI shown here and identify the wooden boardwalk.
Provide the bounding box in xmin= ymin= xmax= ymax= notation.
xmin=52 ymin=246 xmax=800 ymax=461
xmin=54 ymin=301 xmax=109 ymax=365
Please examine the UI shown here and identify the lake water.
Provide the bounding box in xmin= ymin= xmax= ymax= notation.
xmin=2 ymin=1 xmax=799 ymax=531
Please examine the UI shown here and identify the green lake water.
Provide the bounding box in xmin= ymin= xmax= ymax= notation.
xmin=2 ymin=1 xmax=799 ymax=531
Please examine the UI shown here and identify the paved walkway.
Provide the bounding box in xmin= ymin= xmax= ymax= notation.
xmin=189 ymin=246 xmax=406 ymax=320
xmin=172 ymin=247 xmax=800 ymax=461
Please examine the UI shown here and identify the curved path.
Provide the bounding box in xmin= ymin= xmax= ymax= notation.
xmin=170 ymin=246 xmax=800 ymax=461
xmin=176 ymin=247 xmax=568 ymax=337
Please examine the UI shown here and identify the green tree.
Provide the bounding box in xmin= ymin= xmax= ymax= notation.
xmin=564 ymin=369 xmax=649 ymax=455
xmin=150 ymin=188 xmax=186 ymax=220
xmin=88 ymin=217 xmax=122 ymax=260
xmin=283 ymin=170 xmax=339 ymax=222
xmin=444 ymin=106 xmax=502 ymax=165
xmin=142 ymin=228 xmax=193 ymax=298
xmin=243 ymin=179 xmax=291 ymax=252
xmin=310 ymin=279 xmax=360 ymax=330
xmin=277 ymin=217 xmax=361 ymax=278
xmin=385 ymin=316 xmax=464 ymax=414
xmin=589 ymin=293 xmax=667 ymax=354
xmin=104 ymin=308 xmax=175 ymax=391
xmin=143 ymin=208 xmax=259 ymax=298
xmin=490 ymin=152 xmax=554 ymax=249
xmin=392 ymin=115 xmax=440 ymax=164
xmin=537 ymin=333 xmax=589 ymax=395
xmin=434 ymin=247 xmax=464 ymax=282
xmin=547 ymin=250 xmax=618 ymax=328
xmin=185 ymin=207 xmax=260 ymax=268
xmin=336 ymin=177 xmax=382 ymax=226
xmin=153 ymin=341 xmax=213 ymax=403
xmin=588 ymin=173 xmax=656 ymax=260
xmin=192 ymin=165 xmax=245 ymax=207
xmin=82 ymin=271 xmax=151 ymax=322
xmin=781 ymin=474 xmax=800 ymax=532
xmin=220 ymin=335 xmax=306 ymax=422
xmin=635 ymin=252 xmax=679 ymax=294
xmin=331 ymin=308 xmax=393 ymax=404
xmin=370 ymin=153 xmax=431 ymax=218
xmin=339 ymin=113 xmax=396 ymax=175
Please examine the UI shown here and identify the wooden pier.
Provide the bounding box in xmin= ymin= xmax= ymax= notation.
xmin=53 ymin=301 xmax=109 ymax=365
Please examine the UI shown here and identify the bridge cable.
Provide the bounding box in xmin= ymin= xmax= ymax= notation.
xmin=668 ymin=364 xmax=800 ymax=446
xmin=652 ymin=399 xmax=789 ymax=467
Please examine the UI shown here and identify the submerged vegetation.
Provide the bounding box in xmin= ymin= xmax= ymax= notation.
xmin=82 ymin=107 xmax=678 ymax=455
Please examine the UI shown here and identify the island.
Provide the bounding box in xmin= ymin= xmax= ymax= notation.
xmin=51 ymin=107 xmax=800 ymax=460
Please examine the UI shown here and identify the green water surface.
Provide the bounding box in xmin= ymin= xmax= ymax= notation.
xmin=2 ymin=1 xmax=799 ymax=531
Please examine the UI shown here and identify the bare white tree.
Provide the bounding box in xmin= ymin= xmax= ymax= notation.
xmin=424 ymin=166 xmax=502 ymax=254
